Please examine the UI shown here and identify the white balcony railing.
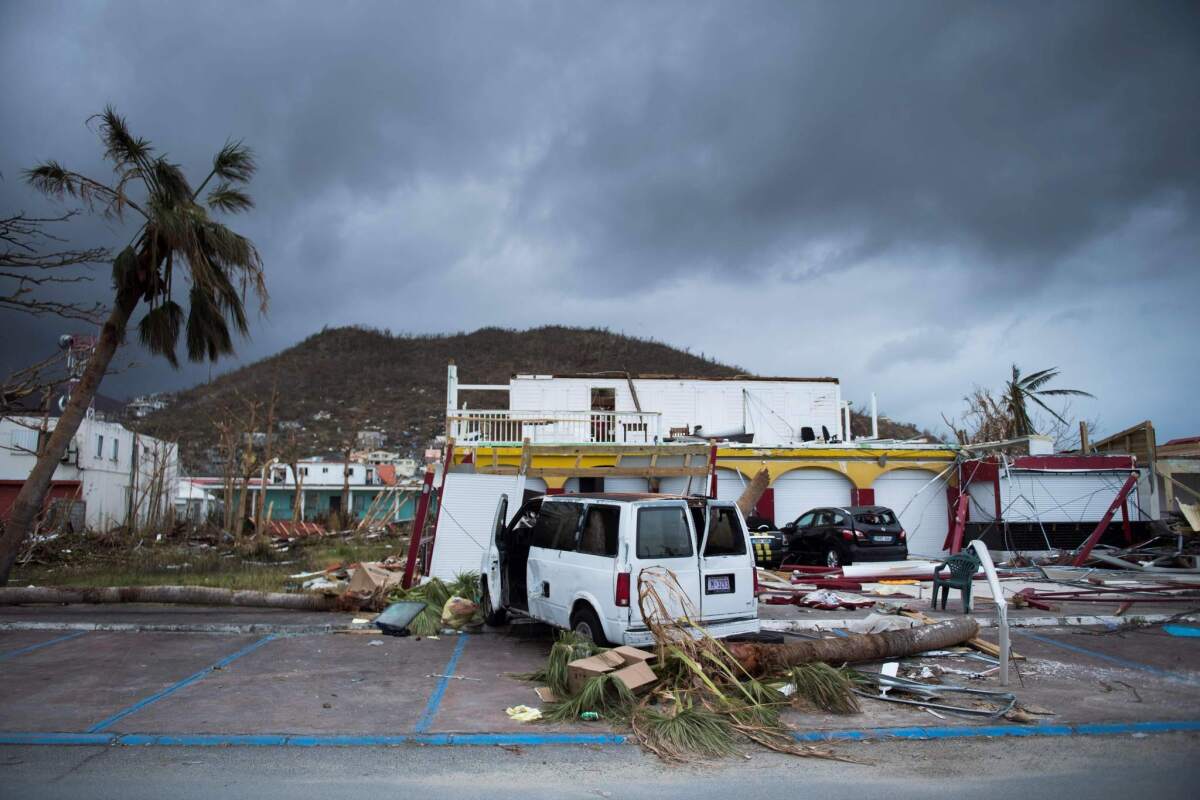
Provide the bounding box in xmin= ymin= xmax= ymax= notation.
xmin=447 ymin=409 xmax=662 ymax=445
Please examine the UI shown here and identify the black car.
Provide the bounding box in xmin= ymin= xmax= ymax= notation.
xmin=780 ymin=506 xmax=907 ymax=568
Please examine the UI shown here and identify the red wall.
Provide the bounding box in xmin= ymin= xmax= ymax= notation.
xmin=0 ymin=480 xmax=82 ymax=522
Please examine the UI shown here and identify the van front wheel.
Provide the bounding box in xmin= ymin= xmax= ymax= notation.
xmin=569 ymin=605 xmax=610 ymax=647
xmin=481 ymin=580 xmax=507 ymax=627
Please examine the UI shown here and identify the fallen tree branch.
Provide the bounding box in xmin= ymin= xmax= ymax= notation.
xmin=0 ymin=585 xmax=337 ymax=611
xmin=728 ymin=617 xmax=979 ymax=675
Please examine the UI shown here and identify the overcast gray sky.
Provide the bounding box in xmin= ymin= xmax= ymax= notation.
xmin=2 ymin=0 xmax=1197 ymax=440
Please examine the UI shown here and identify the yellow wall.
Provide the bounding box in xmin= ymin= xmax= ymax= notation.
xmin=456 ymin=445 xmax=958 ymax=490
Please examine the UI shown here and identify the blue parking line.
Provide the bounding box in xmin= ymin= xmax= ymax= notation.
xmin=1015 ymin=631 xmax=1200 ymax=686
xmin=414 ymin=634 xmax=469 ymax=733
xmin=793 ymin=719 xmax=1200 ymax=742
xmin=0 ymin=631 xmax=86 ymax=661
xmin=86 ymin=635 xmax=276 ymax=733
xmin=2 ymin=720 xmax=1198 ymax=748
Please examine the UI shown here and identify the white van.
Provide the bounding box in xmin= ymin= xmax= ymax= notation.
xmin=480 ymin=492 xmax=760 ymax=646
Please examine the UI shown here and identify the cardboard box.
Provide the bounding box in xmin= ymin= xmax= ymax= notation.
xmin=567 ymin=649 xmax=658 ymax=695
xmin=348 ymin=562 xmax=402 ymax=594
xmin=609 ymin=661 xmax=657 ymax=694
xmin=566 ymin=651 xmax=626 ymax=695
xmin=534 ymin=686 xmax=559 ymax=703
xmin=611 ymin=645 xmax=655 ymax=665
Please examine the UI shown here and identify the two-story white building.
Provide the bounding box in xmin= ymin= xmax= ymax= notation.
xmin=0 ymin=415 xmax=179 ymax=531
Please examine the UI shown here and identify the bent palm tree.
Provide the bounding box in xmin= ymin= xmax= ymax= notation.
xmin=0 ymin=107 xmax=266 ymax=583
xmin=1003 ymin=365 xmax=1093 ymax=438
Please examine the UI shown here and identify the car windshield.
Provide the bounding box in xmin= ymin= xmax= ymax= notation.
xmin=855 ymin=510 xmax=897 ymax=526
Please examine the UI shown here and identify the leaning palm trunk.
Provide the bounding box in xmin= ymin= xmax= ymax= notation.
xmin=0 ymin=585 xmax=337 ymax=611
xmin=0 ymin=285 xmax=141 ymax=584
xmin=727 ymin=617 xmax=979 ymax=675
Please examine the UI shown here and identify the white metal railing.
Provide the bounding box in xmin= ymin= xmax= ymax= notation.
xmin=447 ymin=409 xmax=662 ymax=444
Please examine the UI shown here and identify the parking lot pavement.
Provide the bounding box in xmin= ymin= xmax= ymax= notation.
xmin=1 ymin=615 xmax=1199 ymax=745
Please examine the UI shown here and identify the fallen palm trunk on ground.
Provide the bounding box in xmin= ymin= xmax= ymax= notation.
xmin=0 ymin=585 xmax=338 ymax=611
xmin=727 ymin=617 xmax=980 ymax=675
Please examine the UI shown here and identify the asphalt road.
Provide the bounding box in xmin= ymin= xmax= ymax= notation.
xmin=3 ymin=733 xmax=1198 ymax=800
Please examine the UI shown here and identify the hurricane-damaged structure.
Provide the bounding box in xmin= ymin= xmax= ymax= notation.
xmin=416 ymin=365 xmax=1160 ymax=582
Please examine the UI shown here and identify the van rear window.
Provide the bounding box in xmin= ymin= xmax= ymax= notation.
xmin=637 ymin=507 xmax=693 ymax=559
xmin=704 ymin=507 xmax=747 ymax=557
xmin=579 ymin=505 xmax=619 ymax=557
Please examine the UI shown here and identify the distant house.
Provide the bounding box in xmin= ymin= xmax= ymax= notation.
xmin=356 ymin=429 xmax=387 ymax=449
xmin=126 ymin=393 xmax=168 ymax=418
xmin=351 ymin=449 xmax=418 ymax=477
xmin=0 ymin=415 xmax=179 ymax=531
xmin=238 ymin=459 xmax=419 ymax=523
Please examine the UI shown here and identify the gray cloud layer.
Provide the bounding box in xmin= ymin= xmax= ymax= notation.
xmin=2 ymin=1 xmax=1197 ymax=438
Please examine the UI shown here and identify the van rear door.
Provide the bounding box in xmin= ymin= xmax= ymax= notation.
xmin=627 ymin=500 xmax=703 ymax=627
xmin=698 ymin=502 xmax=757 ymax=622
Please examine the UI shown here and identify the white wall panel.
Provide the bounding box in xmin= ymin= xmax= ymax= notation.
xmin=772 ymin=468 xmax=853 ymax=525
xmin=873 ymin=469 xmax=949 ymax=556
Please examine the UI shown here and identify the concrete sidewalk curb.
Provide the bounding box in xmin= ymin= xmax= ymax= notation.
xmin=0 ymin=621 xmax=352 ymax=636
xmin=761 ymin=612 xmax=1177 ymax=634
xmin=0 ymin=611 xmax=1180 ymax=636
xmin=1 ymin=720 xmax=1198 ymax=748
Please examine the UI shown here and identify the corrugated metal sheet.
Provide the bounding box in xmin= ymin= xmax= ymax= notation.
xmin=872 ymin=468 xmax=949 ymax=556
xmin=1001 ymin=471 xmax=1139 ymax=523
xmin=771 ymin=468 xmax=852 ymax=525
xmin=428 ymin=473 xmax=523 ymax=581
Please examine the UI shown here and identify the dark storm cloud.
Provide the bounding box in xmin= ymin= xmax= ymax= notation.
xmin=518 ymin=1 xmax=1200 ymax=287
xmin=1 ymin=1 xmax=1197 ymax=436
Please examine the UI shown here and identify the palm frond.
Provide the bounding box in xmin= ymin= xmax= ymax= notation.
xmin=185 ymin=286 xmax=234 ymax=362
xmin=542 ymin=672 xmax=635 ymax=722
xmin=93 ymin=105 xmax=153 ymax=170
xmin=1020 ymin=368 xmax=1059 ymax=392
xmin=632 ymin=703 xmax=736 ymax=761
xmin=206 ymin=183 xmax=255 ymax=214
xmin=212 ymin=139 xmax=256 ymax=183
xmin=1025 ymin=393 xmax=1071 ymax=427
xmin=785 ymin=664 xmax=860 ymax=714
xmin=1036 ymin=388 xmax=1095 ymax=398
xmin=151 ymin=159 xmax=194 ymax=205
xmin=137 ymin=301 xmax=184 ymax=368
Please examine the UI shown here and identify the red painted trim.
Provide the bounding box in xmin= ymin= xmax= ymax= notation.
xmin=755 ymin=487 xmax=774 ymax=521
xmin=959 ymin=455 xmax=1135 ymax=478
xmin=1072 ymin=471 xmax=1140 ymax=566
xmin=1010 ymin=455 xmax=1135 ymax=471
xmin=853 ymin=488 xmax=875 ymax=506
xmin=0 ymin=480 xmax=82 ymax=489
xmin=708 ymin=444 xmax=718 ymax=499
xmin=546 ymin=487 xmax=565 ymax=495
xmin=426 ymin=442 xmax=455 ymax=559
xmin=993 ymin=471 xmax=1002 ymax=521
xmin=401 ymin=469 xmax=436 ymax=589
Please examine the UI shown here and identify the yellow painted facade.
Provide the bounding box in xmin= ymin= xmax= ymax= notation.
xmin=456 ymin=444 xmax=960 ymax=491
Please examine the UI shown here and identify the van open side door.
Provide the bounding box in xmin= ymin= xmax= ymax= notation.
xmin=484 ymin=494 xmax=508 ymax=613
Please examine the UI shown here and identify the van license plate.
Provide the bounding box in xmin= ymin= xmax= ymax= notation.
xmin=705 ymin=574 xmax=734 ymax=594
xmin=872 ymin=535 xmax=891 ymax=543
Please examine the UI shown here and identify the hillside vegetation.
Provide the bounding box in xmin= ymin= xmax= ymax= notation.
xmin=137 ymin=325 xmax=927 ymax=472
xmin=138 ymin=326 xmax=738 ymax=470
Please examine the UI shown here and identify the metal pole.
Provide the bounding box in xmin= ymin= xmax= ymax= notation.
xmin=969 ymin=539 xmax=1009 ymax=686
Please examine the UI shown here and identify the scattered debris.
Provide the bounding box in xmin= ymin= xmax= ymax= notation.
xmin=505 ymin=705 xmax=543 ymax=723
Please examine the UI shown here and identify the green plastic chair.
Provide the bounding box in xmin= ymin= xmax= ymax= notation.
xmin=932 ymin=552 xmax=980 ymax=613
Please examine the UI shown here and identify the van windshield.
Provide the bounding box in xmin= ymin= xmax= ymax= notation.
xmin=637 ymin=506 xmax=694 ymax=559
